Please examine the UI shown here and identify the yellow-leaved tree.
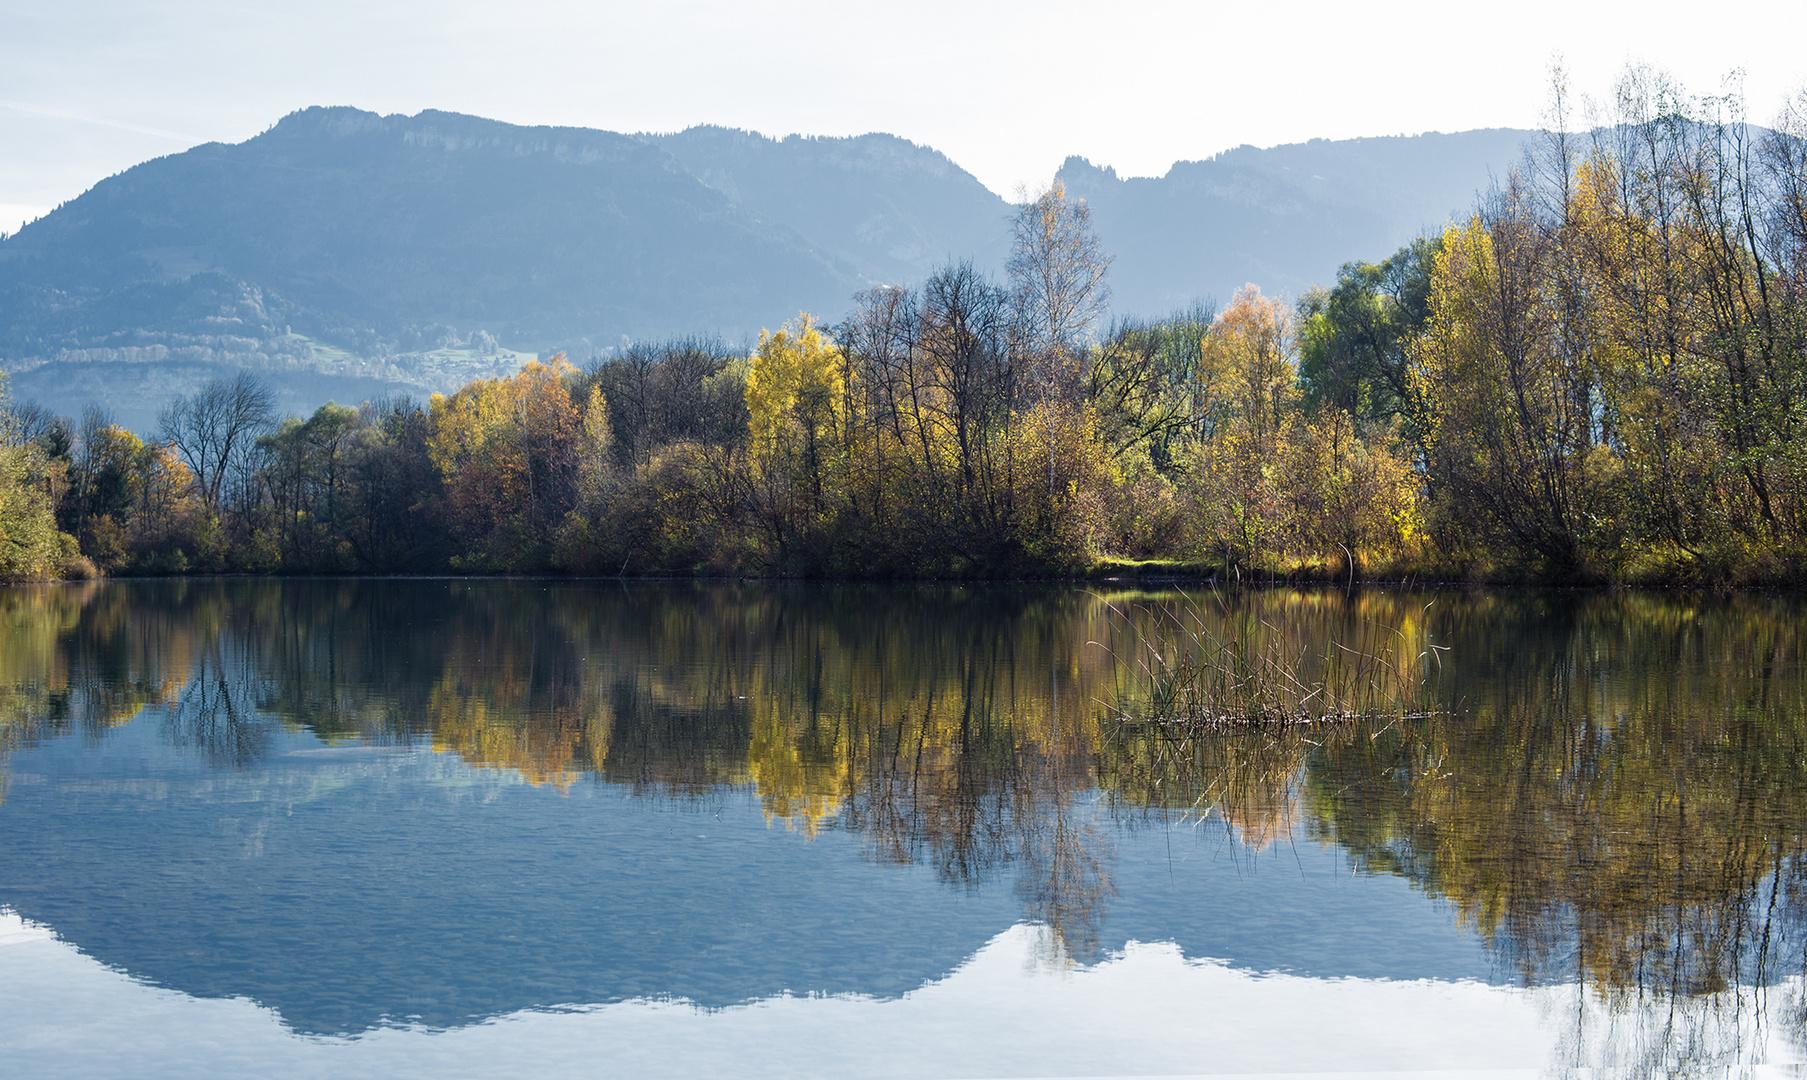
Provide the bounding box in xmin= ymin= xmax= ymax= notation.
xmin=744 ymin=315 xmax=847 ymax=561
xmin=1279 ymin=407 xmax=1421 ymax=575
xmin=1183 ymin=285 xmax=1299 ymax=574
xmin=1407 ymin=201 xmax=1618 ymax=576
xmin=0 ymin=375 xmax=83 ymax=581
xmin=427 ymin=357 xmax=581 ymax=569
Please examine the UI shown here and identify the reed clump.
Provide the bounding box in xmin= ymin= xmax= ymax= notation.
xmin=1096 ymin=591 xmax=1445 ymax=729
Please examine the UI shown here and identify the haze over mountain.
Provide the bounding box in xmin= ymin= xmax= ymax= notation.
xmin=0 ymin=106 xmax=1533 ymax=432
xmin=1059 ymin=128 xmax=1532 ymax=310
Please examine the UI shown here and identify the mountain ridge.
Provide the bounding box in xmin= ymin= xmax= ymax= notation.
xmin=0 ymin=106 xmax=1536 ymax=432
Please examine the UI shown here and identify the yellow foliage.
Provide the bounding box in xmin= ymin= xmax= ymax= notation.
xmin=745 ymin=702 xmax=852 ymax=836
xmin=428 ymin=358 xmax=578 ymax=472
xmin=745 ymin=314 xmax=845 ymax=454
xmin=1281 ymin=408 xmax=1422 ymax=566
xmin=1014 ymin=399 xmax=1117 ymax=562
xmin=427 ymin=357 xmax=581 ymax=561
xmin=574 ymin=383 xmax=612 ymax=512
xmin=1181 ymin=285 xmax=1302 ymax=571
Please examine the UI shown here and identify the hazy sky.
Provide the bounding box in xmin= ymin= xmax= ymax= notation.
xmin=4 ymin=0 xmax=1804 ymax=235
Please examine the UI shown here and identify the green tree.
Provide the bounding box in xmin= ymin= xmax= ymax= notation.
xmin=1296 ymin=236 xmax=1439 ymax=430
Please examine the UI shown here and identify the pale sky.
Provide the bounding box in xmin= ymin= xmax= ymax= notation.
xmin=4 ymin=0 xmax=1805 ymax=236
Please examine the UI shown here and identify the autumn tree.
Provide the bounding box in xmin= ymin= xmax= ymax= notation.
xmin=1398 ymin=68 xmax=1807 ymax=578
xmin=1280 ymin=407 xmax=1421 ymax=575
xmin=1088 ymin=306 xmax=1214 ymax=469
xmin=1085 ymin=307 xmax=1214 ymax=555
xmin=0 ymin=379 xmax=76 ymax=581
xmin=834 ymin=284 xmax=919 ymax=549
xmin=585 ymin=337 xmax=742 ymax=470
xmin=1406 ymin=163 xmax=1624 ymax=578
xmin=1010 ymin=180 xmax=1113 ymax=383
xmin=744 ymin=315 xmax=847 ymax=561
xmin=918 ymin=265 xmax=1019 ymax=534
xmin=834 ymin=262 xmax=1114 ymax=572
xmin=1011 ymin=181 xmax=1113 ymax=518
xmin=427 ymin=358 xmax=582 ymax=570
xmin=1184 ymin=285 xmax=1300 ymax=573
xmin=52 ymin=417 xmax=198 ymax=572
xmin=258 ymin=402 xmax=361 ymax=568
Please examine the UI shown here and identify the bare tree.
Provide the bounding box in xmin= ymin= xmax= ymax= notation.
xmin=587 ymin=337 xmax=738 ymax=469
xmin=7 ymin=401 xmax=68 ymax=453
xmin=159 ymin=372 xmax=275 ymax=515
xmin=841 ymin=285 xmax=917 ymax=448
xmin=65 ymin=404 xmax=117 ymax=536
xmin=838 ymin=284 xmax=918 ymax=528
xmin=1008 ymin=180 xmax=1112 ymax=499
xmin=1008 ymin=179 xmax=1113 ymax=400
xmin=920 ymin=263 xmax=1014 ymax=506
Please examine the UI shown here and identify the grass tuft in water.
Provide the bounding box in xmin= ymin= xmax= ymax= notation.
xmin=1094 ymin=590 xmax=1446 ymax=730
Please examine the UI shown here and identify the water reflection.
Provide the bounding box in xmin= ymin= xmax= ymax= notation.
xmin=1108 ymin=590 xmax=1807 ymax=1077
xmin=2 ymin=580 xmax=1806 ymax=1070
xmin=2 ymin=581 xmax=1127 ymax=952
xmin=0 ymin=912 xmax=1554 ymax=1080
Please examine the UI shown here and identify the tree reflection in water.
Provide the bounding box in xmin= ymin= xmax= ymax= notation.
xmin=2 ymin=580 xmax=1806 ymax=1070
xmin=1110 ymin=589 xmax=1807 ymax=1075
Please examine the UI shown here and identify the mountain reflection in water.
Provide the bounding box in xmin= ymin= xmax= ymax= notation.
xmin=2 ymin=580 xmax=1807 ymax=1075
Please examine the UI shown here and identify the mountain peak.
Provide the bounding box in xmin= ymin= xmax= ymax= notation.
xmin=264 ymin=105 xmax=391 ymax=138
xmin=1054 ymin=156 xmax=1120 ymax=199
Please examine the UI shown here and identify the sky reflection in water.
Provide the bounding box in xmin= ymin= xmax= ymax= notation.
xmin=2 ymin=579 xmax=1806 ymax=1077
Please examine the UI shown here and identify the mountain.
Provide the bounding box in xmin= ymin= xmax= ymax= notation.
xmin=0 ymin=108 xmax=1014 ymax=429
xmin=648 ymin=126 xmax=1014 ymax=286
xmin=0 ymin=107 xmax=1532 ymax=432
xmin=1058 ymin=128 xmax=1534 ymax=310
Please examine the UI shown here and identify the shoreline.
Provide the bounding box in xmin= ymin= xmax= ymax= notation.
xmin=17 ymin=567 xmax=1806 ymax=594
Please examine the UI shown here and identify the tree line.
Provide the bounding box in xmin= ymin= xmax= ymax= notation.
xmin=1 ymin=70 xmax=1804 ymax=583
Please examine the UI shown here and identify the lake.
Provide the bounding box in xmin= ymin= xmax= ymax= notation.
xmin=2 ymin=579 xmax=1805 ymax=1078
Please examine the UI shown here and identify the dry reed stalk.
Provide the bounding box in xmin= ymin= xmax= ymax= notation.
xmin=1093 ymin=590 xmax=1446 ymax=731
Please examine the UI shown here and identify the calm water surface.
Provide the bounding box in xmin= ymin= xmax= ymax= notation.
xmin=2 ymin=580 xmax=1805 ymax=1078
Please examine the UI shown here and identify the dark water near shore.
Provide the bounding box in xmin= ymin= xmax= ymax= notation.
xmin=2 ymin=579 xmax=1806 ymax=1077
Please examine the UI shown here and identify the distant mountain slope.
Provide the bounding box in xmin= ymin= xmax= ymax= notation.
xmin=0 ymin=108 xmax=1536 ymax=432
xmin=1059 ymin=128 xmax=1535 ymax=310
xmin=647 ymin=126 xmax=1013 ymax=285
xmin=0 ymin=107 xmax=859 ymax=354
